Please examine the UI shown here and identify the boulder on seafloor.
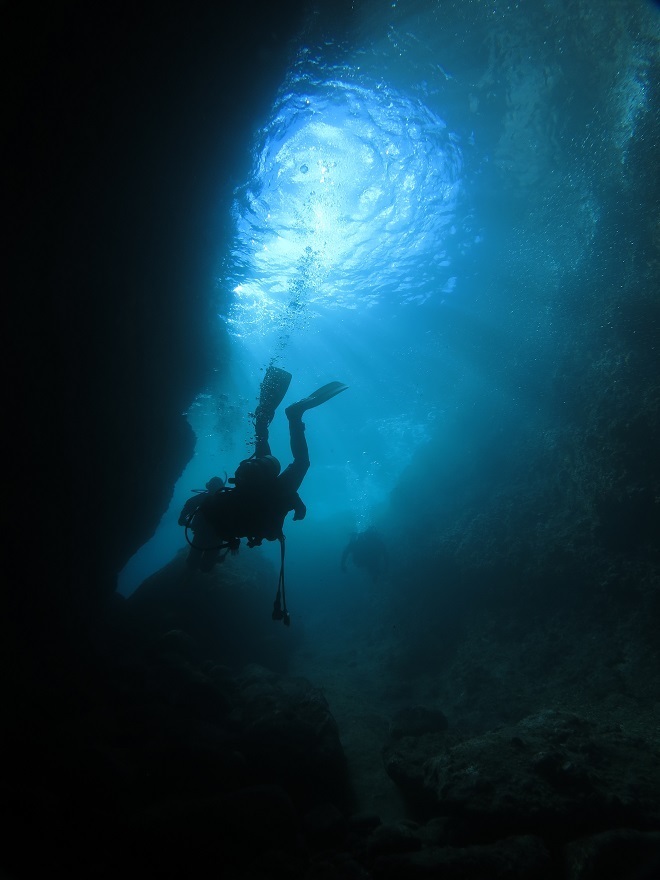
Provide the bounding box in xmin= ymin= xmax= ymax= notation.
xmin=383 ymin=709 xmax=660 ymax=842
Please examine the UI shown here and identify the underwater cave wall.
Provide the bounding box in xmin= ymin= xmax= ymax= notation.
xmin=5 ymin=2 xmax=321 ymax=643
xmin=383 ymin=114 xmax=660 ymax=716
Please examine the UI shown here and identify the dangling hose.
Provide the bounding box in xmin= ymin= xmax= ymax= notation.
xmin=272 ymin=533 xmax=290 ymax=626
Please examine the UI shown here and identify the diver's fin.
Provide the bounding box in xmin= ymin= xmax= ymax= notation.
xmin=286 ymin=381 xmax=348 ymax=420
xmin=256 ymin=366 xmax=293 ymax=424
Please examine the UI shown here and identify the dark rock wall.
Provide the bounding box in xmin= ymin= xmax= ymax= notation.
xmin=5 ymin=2 xmax=324 ymax=641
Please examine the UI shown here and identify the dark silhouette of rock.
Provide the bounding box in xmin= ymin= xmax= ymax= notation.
xmin=564 ymin=829 xmax=660 ymax=880
xmin=389 ymin=706 xmax=449 ymax=739
xmin=384 ymin=710 xmax=660 ymax=843
xmin=371 ymin=834 xmax=552 ymax=880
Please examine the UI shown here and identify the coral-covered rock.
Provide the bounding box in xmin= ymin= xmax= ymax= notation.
xmin=237 ymin=665 xmax=350 ymax=809
xmin=371 ymin=834 xmax=551 ymax=880
xmin=564 ymin=829 xmax=660 ymax=880
xmin=384 ymin=710 xmax=660 ymax=842
xmin=389 ymin=706 xmax=449 ymax=739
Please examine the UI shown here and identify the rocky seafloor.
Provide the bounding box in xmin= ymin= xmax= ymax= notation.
xmin=5 ymin=547 xmax=660 ymax=880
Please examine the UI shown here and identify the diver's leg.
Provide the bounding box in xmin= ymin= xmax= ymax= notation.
xmin=254 ymin=414 xmax=272 ymax=458
xmin=200 ymin=547 xmax=221 ymax=572
xmin=200 ymin=551 xmax=214 ymax=573
xmin=280 ymin=413 xmax=310 ymax=492
xmin=187 ymin=546 xmax=202 ymax=569
xmin=289 ymin=415 xmax=310 ymax=468
xmin=186 ymin=515 xmax=206 ymax=568
xmin=254 ymin=366 xmax=291 ymax=457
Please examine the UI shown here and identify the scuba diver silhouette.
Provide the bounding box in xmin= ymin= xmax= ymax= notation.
xmin=178 ymin=475 xmax=227 ymax=572
xmin=179 ymin=367 xmax=348 ymax=624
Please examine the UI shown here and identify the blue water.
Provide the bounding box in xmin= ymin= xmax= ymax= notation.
xmin=118 ymin=0 xmax=658 ymax=597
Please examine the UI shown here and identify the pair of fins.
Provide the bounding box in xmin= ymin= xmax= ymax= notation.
xmin=258 ymin=365 xmax=348 ymax=422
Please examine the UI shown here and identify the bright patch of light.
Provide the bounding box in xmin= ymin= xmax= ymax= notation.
xmin=223 ymin=66 xmax=463 ymax=337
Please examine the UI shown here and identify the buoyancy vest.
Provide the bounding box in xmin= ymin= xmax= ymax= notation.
xmin=199 ymin=485 xmax=302 ymax=545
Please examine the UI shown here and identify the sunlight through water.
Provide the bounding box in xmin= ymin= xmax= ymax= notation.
xmin=223 ymin=57 xmax=464 ymax=340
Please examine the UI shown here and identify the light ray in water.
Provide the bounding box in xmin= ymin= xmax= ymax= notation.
xmin=222 ymin=61 xmax=464 ymax=343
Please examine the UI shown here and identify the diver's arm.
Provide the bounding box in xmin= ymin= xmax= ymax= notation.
xmin=292 ymin=493 xmax=307 ymax=521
